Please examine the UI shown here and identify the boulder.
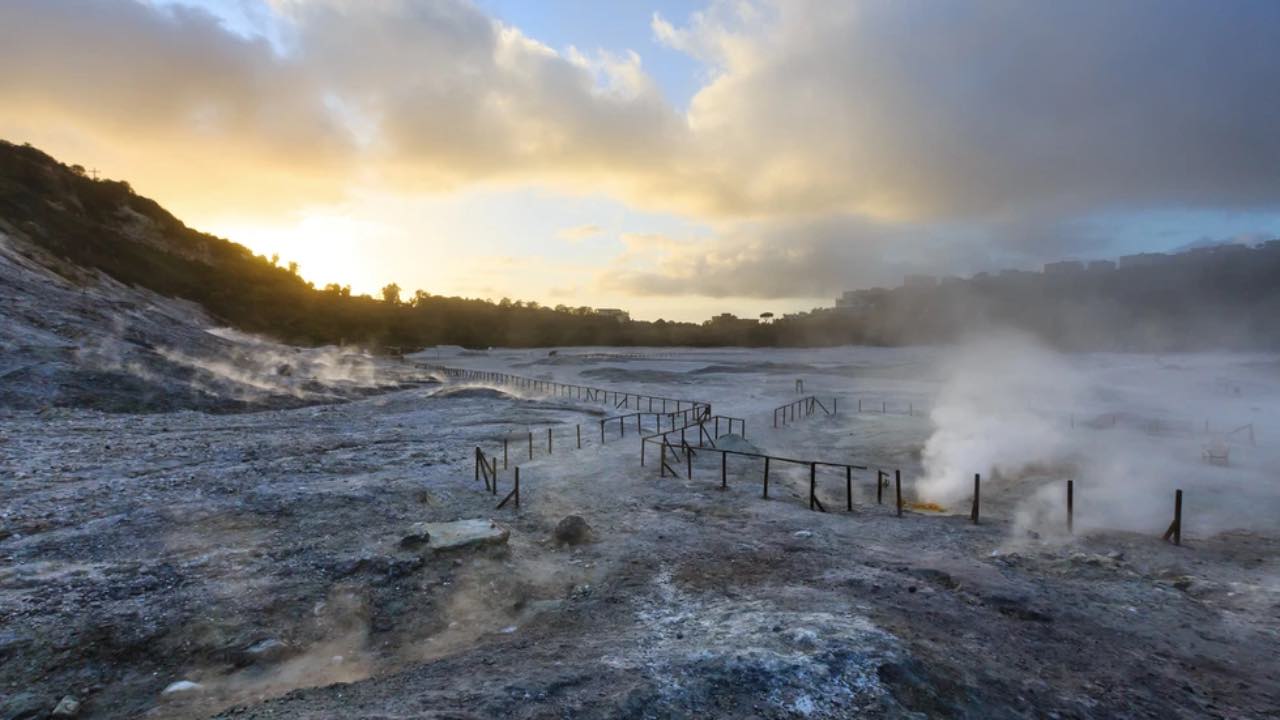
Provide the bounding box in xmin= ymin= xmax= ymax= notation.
xmin=401 ymin=519 xmax=509 ymax=552
xmin=553 ymin=515 xmax=592 ymax=545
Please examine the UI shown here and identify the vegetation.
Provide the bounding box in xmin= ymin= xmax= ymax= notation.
xmin=2 ymin=139 xmax=1278 ymax=352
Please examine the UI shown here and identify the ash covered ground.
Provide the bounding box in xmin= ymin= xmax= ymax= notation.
xmin=3 ymin=317 xmax=1280 ymax=716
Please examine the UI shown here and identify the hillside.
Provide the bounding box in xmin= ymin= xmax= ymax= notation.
xmin=4 ymin=139 xmax=1280 ymax=358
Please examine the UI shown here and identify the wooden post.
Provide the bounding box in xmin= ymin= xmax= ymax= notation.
xmin=1067 ymin=479 xmax=1074 ymax=534
xmin=858 ymin=398 xmax=862 ymax=412
xmin=721 ymin=452 xmax=727 ymax=490
xmin=474 ymin=446 xmax=480 ymax=483
xmin=686 ymin=444 xmax=693 ymax=479
xmin=895 ymin=469 xmax=902 ymax=517
xmin=762 ymin=457 xmax=770 ymax=498
xmin=503 ymin=437 xmax=508 ymax=469
xmin=577 ymin=424 xmax=582 ymax=449
xmin=1162 ymin=489 xmax=1183 ymax=546
xmin=809 ymin=462 xmax=817 ymax=510
xmin=600 ymin=420 xmax=605 ymax=444
xmin=528 ymin=431 xmax=533 ymax=460
xmin=833 ymin=397 xmax=837 ymax=414
xmin=970 ymin=473 xmax=980 ymax=525
xmin=846 ymin=466 xmax=852 ymax=512
xmin=514 ymin=466 xmax=520 ymax=508
xmin=876 ymin=470 xmax=884 ymax=505
xmin=547 ymin=427 xmax=552 ymax=454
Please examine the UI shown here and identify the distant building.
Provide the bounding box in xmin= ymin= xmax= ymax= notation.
xmin=1043 ymin=260 xmax=1084 ymax=276
xmin=594 ymin=308 xmax=631 ymax=322
xmin=834 ymin=288 xmax=887 ymax=312
xmin=1118 ymin=252 xmax=1170 ymax=269
xmin=998 ymin=269 xmax=1038 ymax=279
xmin=903 ymin=274 xmax=938 ymax=289
xmin=1087 ymin=260 xmax=1117 ymax=273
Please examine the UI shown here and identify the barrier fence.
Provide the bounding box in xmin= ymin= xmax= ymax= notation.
xmin=774 ymin=396 xmax=835 ymax=427
xmin=636 ymin=430 xmax=1190 ymax=547
xmin=427 ymin=365 xmax=711 ymax=416
xmin=455 ymin=367 xmax=1191 ymax=545
xmin=600 ymin=407 xmax=712 ymax=442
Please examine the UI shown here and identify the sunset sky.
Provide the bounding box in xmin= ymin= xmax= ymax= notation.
xmin=3 ymin=0 xmax=1279 ymax=321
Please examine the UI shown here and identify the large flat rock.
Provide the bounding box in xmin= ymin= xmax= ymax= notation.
xmin=401 ymin=519 xmax=509 ymax=552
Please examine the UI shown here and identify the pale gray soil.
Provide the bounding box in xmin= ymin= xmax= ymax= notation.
xmin=2 ymin=354 xmax=1278 ymax=719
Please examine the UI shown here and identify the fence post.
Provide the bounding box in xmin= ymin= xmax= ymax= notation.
xmin=1162 ymin=489 xmax=1183 ymax=546
xmin=970 ymin=473 xmax=980 ymax=525
xmin=686 ymin=444 xmax=693 ymax=479
xmin=528 ymin=431 xmax=533 ymax=460
xmin=721 ymin=452 xmax=727 ymax=490
xmin=876 ymin=470 xmax=884 ymax=505
xmin=833 ymin=397 xmax=838 ymax=414
xmin=514 ymin=466 xmax=520 ymax=508
xmin=503 ymin=437 xmax=508 ymax=469
xmin=1067 ymin=480 xmax=1074 ymax=534
xmin=895 ymin=470 xmax=902 ymax=517
xmin=577 ymin=424 xmax=582 ymax=449
xmin=762 ymin=457 xmax=770 ymax=499
xmin=600 ymin=420 xmax=605 ymax=444
xmin=809 ymin=462 xmax=817 ymax=511
xmin=548 ymin=427 xmax=553 ymax=454
xmin=846 ymin=466 xmax=852 ymax=512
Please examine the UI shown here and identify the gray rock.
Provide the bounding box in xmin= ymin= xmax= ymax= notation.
xmin=161 ymin=680 xmax=202 ymax=695
xmin=554 ymin=515 xmax=592 ymax=545
xmin=401 ymin=519 xmax=509 ymax=552
xmin=245 ymin=638 xmax=288 ymax=663
xmin=51 ymin=696 xmax=80 ymax=718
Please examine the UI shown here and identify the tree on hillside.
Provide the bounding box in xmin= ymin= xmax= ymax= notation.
xmin=381 ymin=282 xmax=402 ymax=304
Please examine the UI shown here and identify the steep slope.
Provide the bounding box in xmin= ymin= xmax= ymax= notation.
xmin=0 ymin=227 xmax=434 ymax=412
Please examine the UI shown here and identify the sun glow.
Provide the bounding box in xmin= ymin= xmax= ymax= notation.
xmin=205 ymin=213 xmax=388 ymax=296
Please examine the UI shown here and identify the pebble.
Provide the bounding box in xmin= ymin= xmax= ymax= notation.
xmin=161 ymin=680 xmax=201 ymax=695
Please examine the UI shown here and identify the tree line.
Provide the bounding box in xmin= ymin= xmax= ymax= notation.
xmin=3 ymin=139 xmax=1278 ymax=353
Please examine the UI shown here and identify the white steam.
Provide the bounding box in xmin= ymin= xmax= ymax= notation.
xmin=919 ymin=332 xmax=1280 ymax=537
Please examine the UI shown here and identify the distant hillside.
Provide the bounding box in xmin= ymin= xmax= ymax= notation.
xmin=0 ymin=139 xmax=390 ymax=347
xmin=0 ymin=140 xmax=709 ymax=350
xmin=3 ymin=139 xmax=1279 ymax=352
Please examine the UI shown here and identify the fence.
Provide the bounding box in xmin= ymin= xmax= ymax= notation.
xmin=636 ymin=435 xmax=1189 ymax=547
xmin=773 ymin=396 xmax=836 ymax=427
xmin=600 ymin=407 xmax=712 ymax=442
xmin=853 ymin=396 xmax=924 ymax=416
xmin=474 ymin=446 xmax=520 ymax=510
xmin=644 ymin=432 xmax=868 ymax=512
xmin=427 ymin=365 xmax=711 ymax=416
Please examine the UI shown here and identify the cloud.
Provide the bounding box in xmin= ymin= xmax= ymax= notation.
xmin=609 ymin=216 xmax=958 ymax=299
xmin=557 ymin=224 xmax=604 ymax=242
xmin=4 ymin=0 xmax=1280 ymax=300
xmin=659 ymin=0 xmax=1280 ymax=223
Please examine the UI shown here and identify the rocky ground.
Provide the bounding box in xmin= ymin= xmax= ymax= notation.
xmin=2 ymin=350 xmax=1278 ymax=719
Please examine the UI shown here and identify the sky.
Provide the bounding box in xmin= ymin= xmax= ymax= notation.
xmin=2 ymin=0 xmax=1279 ymax=321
